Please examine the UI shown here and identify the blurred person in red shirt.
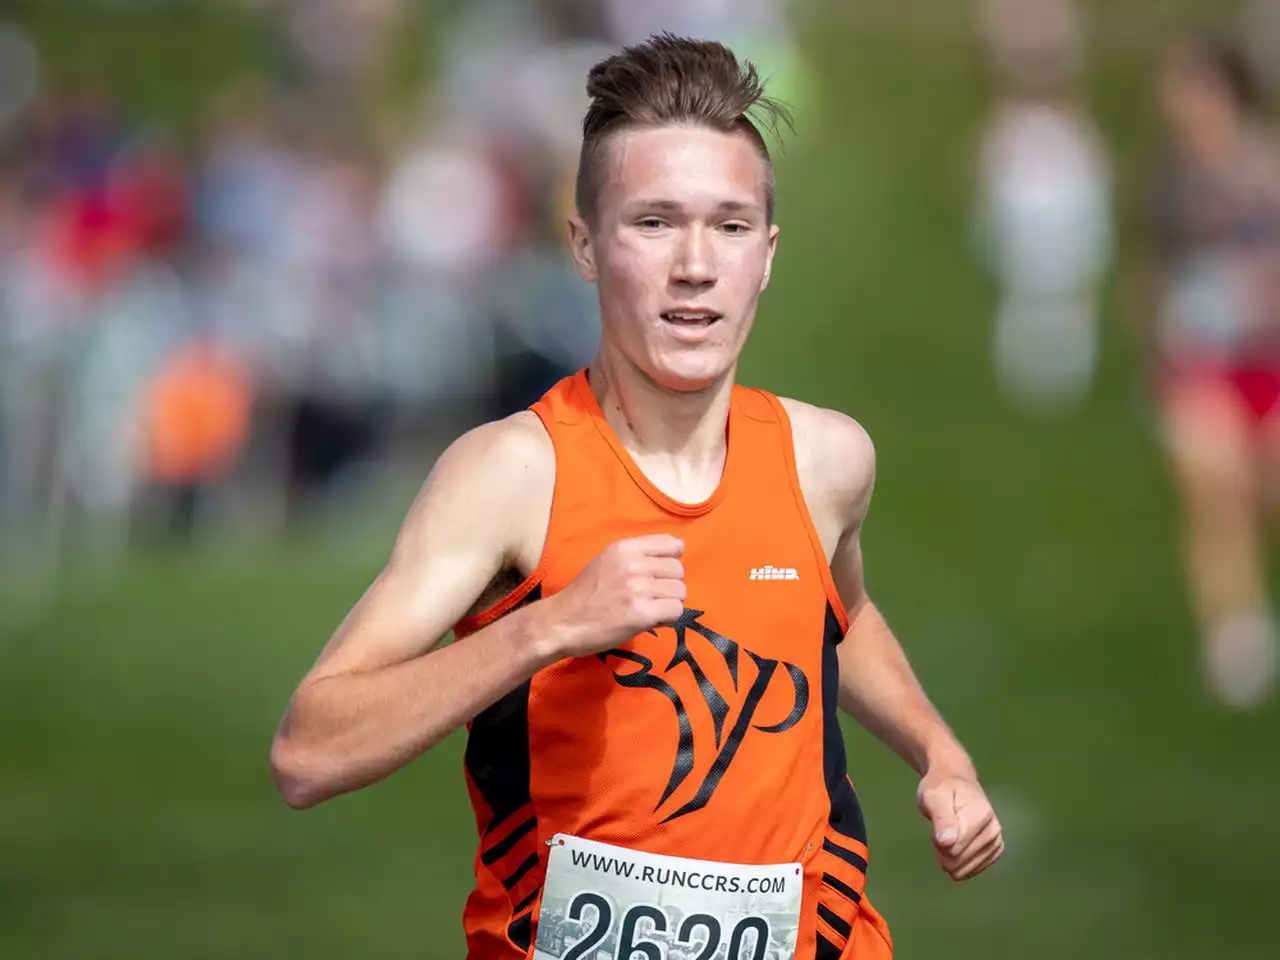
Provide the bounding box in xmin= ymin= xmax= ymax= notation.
xmin=1144 ymin=30 xmax=1280 ymax=709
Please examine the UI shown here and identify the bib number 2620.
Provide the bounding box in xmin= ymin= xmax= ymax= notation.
xmin=560 ymin=891 xmax=772 ymax=960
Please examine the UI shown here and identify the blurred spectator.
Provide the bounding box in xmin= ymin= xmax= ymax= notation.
xmin=1240 ymin=0 xmax=1280 ymax=102
xmin=0 ymin=1 xmax=831 ymax=587
xmin=1144 ymin=29 xmax=1280 ymax=709
xmin=0 ymin=86 xmax=147 ymax=562
xmin=973 ymin=0 xmax=1113 ymax=416
xmin=0 ymin=21 xmax=40 ymax=130
xmin=139 ymin=337 xmax=253 ymax=536
xmin=489 ymin=152 xmax=600 ymax=414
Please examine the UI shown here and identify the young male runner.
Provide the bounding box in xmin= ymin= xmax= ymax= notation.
xmin=271 ymin=34 xmax=1004 ymax=959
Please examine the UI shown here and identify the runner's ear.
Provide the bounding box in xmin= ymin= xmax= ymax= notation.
xmin=568 ymin=212 xmax=598 ymax=283
xmin=761 ymin=223 xmax=779 ymax=292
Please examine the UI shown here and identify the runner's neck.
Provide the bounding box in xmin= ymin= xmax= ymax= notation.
xmin=585 ymin=354 xmax=734 ymax=495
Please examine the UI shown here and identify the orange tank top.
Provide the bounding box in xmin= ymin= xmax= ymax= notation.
xmin=455 ymin=371 xmax=892 ymax=959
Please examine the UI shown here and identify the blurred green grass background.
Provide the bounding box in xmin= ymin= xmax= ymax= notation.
xmin=3 ymin=1 xmax=1278 ymax=957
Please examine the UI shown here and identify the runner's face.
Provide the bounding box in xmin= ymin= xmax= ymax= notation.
xmin=570 ymin=124 xmax=779 ymax=392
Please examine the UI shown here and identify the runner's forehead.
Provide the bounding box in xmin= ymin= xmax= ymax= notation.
xmin=602 ymin=125 xmax=768 ymax=215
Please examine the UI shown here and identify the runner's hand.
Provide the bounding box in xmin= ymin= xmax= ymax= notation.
xmin=916 ymin=768 xmax=1004 ymax=881
xmin=539 ymin=535 xmax=686 ymax=659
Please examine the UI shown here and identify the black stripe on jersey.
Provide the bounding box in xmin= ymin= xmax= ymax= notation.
xmin=480 ymin=816 xmax=537 ymax=866
xmin=466 ymin=587 xmax=541 ymax=837
xmin=506 ymin=888 xmax=540 ymax=952
xmin=823 ymin=838 xmax=869 ymax=874
xmin=505 ymin=888 xmax=542 ymax=953
xmin=502 ymin=852 xmax=539 ymax=891
xmin=511 ymin=888 xmax=540 ymax=916
xmin=822 ymin=872 xmax=863 ymax=905
xmin=816 ymin=933 xmax=844 ymax=959
xmin=818 ymin=902 xmax=853 ymax=940
xmin=822 ymin=602 xmax=869 ymax=848
xmin=506 ymin=912 xmax=533 ymax=952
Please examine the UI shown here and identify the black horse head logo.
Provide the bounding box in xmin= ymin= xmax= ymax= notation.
xmin=599 ymin=607 xmax=810 ymax=822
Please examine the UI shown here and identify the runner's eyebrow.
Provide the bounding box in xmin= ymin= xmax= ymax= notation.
xmin=625 ymin=199 xmax=761 ymax=215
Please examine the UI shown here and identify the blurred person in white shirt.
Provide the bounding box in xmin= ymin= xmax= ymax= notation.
xmin=974 ymin=0 xmax=1113 ymax=416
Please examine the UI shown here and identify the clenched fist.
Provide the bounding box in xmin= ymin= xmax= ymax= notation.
xmin=917 ymin=767 xmax=1004 ymax=881
xmin=539 ymin=535 xmax=686 ymax=660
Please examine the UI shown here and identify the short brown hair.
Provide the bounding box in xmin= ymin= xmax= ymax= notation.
xmin=575 ymin=33 xmax=792 ymax=226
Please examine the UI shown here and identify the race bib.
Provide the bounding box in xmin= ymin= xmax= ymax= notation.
xmin=533 ymin=834 xmax=803 ymax=960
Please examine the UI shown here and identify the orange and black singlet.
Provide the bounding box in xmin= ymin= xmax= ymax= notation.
xmin=454 ymin=371 xmax=893 ymax=959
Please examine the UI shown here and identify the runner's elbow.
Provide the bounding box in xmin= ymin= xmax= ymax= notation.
xmin=270 ymin=734 xmax=337 ymax=810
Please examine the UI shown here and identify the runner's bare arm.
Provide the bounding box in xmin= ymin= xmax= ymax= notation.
xmin=782 ymin=399 xmax=970 ymax=774
xmin=270 ymin=413 xmax=688 ymax=810
xmin=269 ymin=413 xmax=560 ymax=809
xmin=785 ymin=398 xmax=1003 ymax=880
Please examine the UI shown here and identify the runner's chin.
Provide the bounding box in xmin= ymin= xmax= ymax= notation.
xmin=647 ymin=329 xmax=739 ymax=392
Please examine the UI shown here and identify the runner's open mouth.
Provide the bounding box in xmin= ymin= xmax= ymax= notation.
xmin=661 ymin=311 xmax=722 ymax=326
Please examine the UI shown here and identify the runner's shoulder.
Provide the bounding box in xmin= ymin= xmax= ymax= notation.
xmin=776 ymin=397 xmax=874 ymax=469
xmin=431 ymin=410 xmax=554 ymax=508
xmin=393 ymin=411 xmax=554 ymax=567
xmin=776 ymin=397 xmax=875 ymax=520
